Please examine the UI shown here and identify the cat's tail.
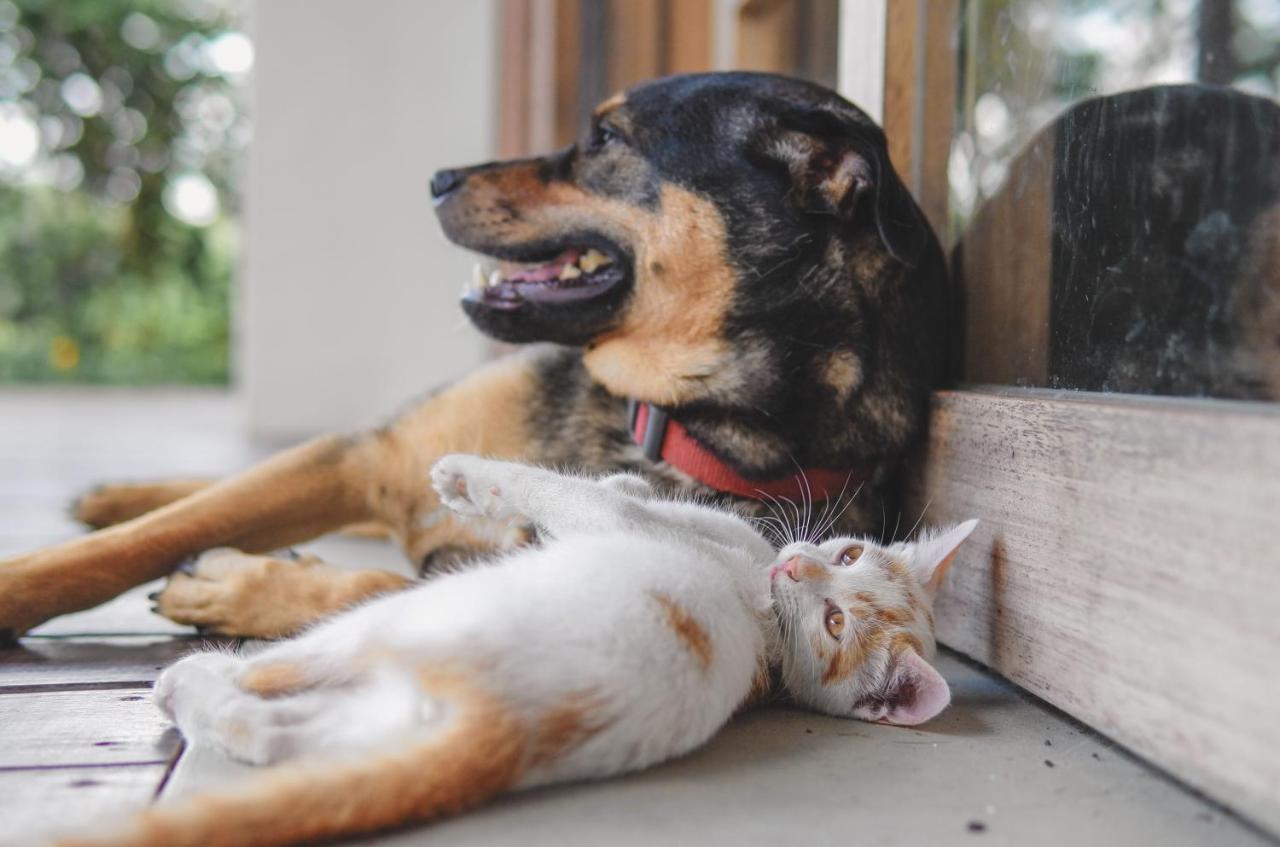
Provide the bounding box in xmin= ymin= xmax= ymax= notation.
xmin=54 ymin=670 xmax=526 ymax=847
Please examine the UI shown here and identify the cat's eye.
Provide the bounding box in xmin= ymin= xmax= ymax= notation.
xmin=824 ymin=602 xmax=846 ymax=639
xmin=839 ymin=545 xmax=864 ymax=566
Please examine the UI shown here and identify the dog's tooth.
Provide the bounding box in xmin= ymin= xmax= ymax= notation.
xmin=471 ymin=264 xmax=486 ymax=290
xmin=559 ymin=263 xmax=583 ymax=280
xmin=488 ymin=270 xmax=504 ymax=287
xmin=579 ymin=249 xmax=612 ymax=273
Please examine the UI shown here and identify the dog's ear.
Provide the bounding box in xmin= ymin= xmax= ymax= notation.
xmin=755 ymin=108 xmax=927 ymax=267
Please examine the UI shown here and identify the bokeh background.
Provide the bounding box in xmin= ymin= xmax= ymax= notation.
xmin=0 ymin=0 xmax=248 ymax=384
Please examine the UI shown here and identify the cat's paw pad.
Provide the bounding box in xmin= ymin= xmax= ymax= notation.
xmin=430 ymin=455 xmax=511 ymax=519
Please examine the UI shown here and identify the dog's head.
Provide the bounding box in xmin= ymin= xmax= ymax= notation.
xmin=433 ymin=72 xmax=943 ymax=409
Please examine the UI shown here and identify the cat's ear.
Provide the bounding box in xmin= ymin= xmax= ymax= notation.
xmin=909 ymin=519 xmax=979 ymax=596
xmin=857 ymin=648 xmax=951 ymax=726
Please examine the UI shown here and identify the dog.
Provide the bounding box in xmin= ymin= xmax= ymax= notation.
xmin=0 ymin=72 xmax=949 ymax=641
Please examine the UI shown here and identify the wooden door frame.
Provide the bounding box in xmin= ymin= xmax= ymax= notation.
xmin=839 ymin=2 xmax=1280 ymax=835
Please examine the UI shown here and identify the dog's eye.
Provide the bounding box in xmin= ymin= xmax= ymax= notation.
xmin=589 ymin=123 xmax=621 ymax=151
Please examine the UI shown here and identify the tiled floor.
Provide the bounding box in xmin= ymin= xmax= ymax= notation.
xmin=1 ymin=390 xmax=1274 ymax=846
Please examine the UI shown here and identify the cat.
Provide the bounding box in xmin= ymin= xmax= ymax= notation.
xmin=46 ymin=455 xmax=977 ymax=847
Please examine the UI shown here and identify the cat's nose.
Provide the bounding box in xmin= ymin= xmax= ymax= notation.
xmin=771 ymin=555 xmax=821 ymax=582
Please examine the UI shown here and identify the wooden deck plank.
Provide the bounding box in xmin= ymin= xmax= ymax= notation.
xmin=2 ymin=764 xmax=171 ymax=840
xmin=0 ymin=689 xmax=179 ymax=768
xmin=0 ymin=636 xmax=218 ymax=689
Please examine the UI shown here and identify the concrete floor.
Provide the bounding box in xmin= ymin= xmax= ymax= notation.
xmin=2 ymin=390 xmax=1274 ymax=846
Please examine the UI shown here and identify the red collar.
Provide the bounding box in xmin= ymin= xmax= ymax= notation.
xmin=628 ymin=401 xmax=867 ymax=501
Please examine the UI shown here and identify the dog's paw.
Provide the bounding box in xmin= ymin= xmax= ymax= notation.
xmin=152 ymin=549 xmax=341 ymax=638
xmin=430 ymin=455 xmax=515 ymax=520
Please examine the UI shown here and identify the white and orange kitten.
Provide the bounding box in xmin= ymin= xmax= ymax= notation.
xmin=48 ymin=455 xmax=976 ymax=847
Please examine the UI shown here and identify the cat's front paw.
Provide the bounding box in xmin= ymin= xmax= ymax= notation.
xmin=153 ymin=651 xmax=241 ymax=721
xmin=430 ymin=455 xmax=514 ymax=521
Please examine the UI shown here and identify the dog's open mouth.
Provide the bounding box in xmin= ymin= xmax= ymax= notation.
xmin=464 ymin=244 xmax=629 ymax=312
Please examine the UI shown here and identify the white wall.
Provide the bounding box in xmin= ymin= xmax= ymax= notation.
xmin=243 ymin=0 xmax=496 ymax=438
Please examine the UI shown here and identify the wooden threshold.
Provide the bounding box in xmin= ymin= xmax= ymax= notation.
xmin=906 ymin=385 xmax=1280 ymax=835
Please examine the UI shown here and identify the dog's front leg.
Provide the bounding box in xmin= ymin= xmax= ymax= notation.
xmin=0 ymin=351 xmax=544 ymax=640
xmin=73 ymin=479 xmax=394 ymax=540
xmin=0 ymin=434 xmax=383 ymax=640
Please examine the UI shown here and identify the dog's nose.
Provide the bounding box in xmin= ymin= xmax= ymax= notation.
xmin=430 ymin=168 xmax=464 ymax=200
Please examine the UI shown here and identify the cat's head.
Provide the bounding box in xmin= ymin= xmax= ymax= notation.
xmin=769 ymin=520 xmax=978 ymax=726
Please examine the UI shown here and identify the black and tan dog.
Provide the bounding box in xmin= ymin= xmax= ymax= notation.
xmin=0 ymin=72 xmax=949 ymax=640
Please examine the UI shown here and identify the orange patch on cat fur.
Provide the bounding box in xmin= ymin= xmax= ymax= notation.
xmin=793 ymin=561 xmax=825 ymax=582
xmin=823 ymin=629 xmax=885 ymax=686
xmin=527 ymin=690 xmax=612 ymax=769
xmin=651 ymin=592 xmax=713 ymax=671
xmin=75 ymin=670 xmax=524 ymax=847
xmin=239 ymin=663 xmax=309 ymax=699
xmin=890 ymin=632 xmax=924 ymax=656
xmin=878 ymin=606 xmax=913 ymax=626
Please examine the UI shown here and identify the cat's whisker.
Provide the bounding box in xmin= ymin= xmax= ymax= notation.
xmin=749 ymin=514 xmax=789 ymax=546
xmin=905 ymin=497 xmax=934 ymax=541
xmin=816 ymin=489 xmax=850 ymax=540
xmin=812 ymin=478 xmax=863 ymax=542
xmin=809 ymin=473 xmax=857 ymax=542
xmin=756 ymin=491 xmax=798 ymax=547
xmin=776 ymin=494 xmax=803 ymax=545
xmin=747 ymin=493 xmax=788 ymax=547
xmin=789 ymin=460 xmax=814 ymax=545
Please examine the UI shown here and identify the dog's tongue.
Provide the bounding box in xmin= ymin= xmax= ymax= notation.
xmin=504 ymin=248 xmax=582 ymax=283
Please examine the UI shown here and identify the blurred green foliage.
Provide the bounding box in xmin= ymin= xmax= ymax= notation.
xmin=0 ymin=0 xmax=246 ymax=384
